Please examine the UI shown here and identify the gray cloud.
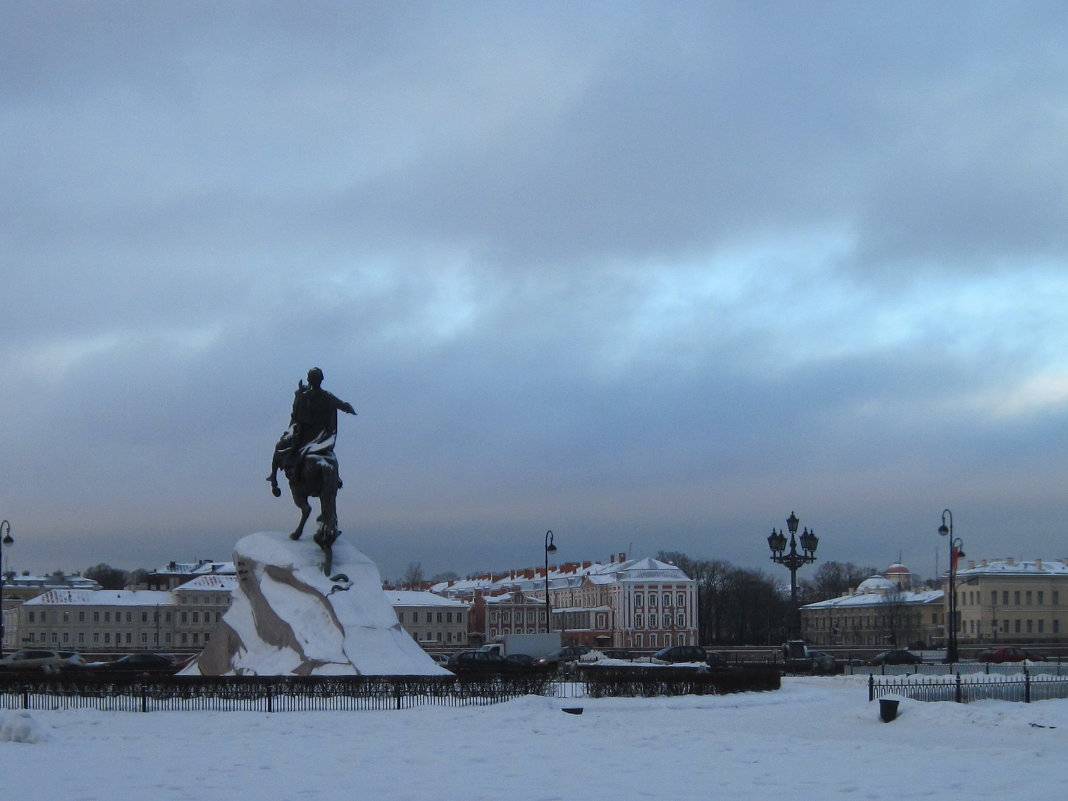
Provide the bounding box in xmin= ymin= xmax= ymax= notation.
xmin=3 ymin=2 xmax=1068 ymax=582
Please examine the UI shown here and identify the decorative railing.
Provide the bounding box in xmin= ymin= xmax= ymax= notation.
xmin=868 ymin=670 xmax=1068 ymax=703
xmin=0 ymin=665 xmax=780 ymax=712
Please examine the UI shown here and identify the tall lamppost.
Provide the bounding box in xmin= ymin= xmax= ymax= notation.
xmin=938 ymin=509 xmax=965 ymax=664
xmin=767 ymin=511 xmax=819 ymax=641
xmin=0 ymin=520 xmax=13 ymax=660
xmin=544 ymin=530 xmax=557 ymax=633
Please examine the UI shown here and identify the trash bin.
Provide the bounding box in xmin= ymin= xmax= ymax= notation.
xmin=879 ymin=698 xmax=900 ymax=722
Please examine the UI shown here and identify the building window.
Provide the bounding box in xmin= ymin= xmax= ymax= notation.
xmin=677 ymin=593 xmax=685 ymax=607
xmin=635 ymin=593 xmax=643 ymax=607
xmin=1014 ymin=592 xmax=1021 ymax=605
xmin=1038 ymin=591 xmax=1044 ymax=605
xmin=1002 ymin=591 xmax=1009 ymax=605
xmin=27 ymin=611 xmax=34 ymax=623
xmin=649 ymin=634 xmax=657 ymax=647
xmin=1038 ymin=619 xmax=1045 ymax=633
xmin=649 ymin=594 xmax=657 ymax=608
xmin=1026 ymin=591 xmax=1033 ymax=605
xmin=78 ymin=633 xmax=85 ymax=644
xmin=79 ymin=611 xmax=85 ymax=622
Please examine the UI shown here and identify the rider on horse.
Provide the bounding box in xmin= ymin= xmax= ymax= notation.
xmin=268 ymin=367 xmax=356 ymax=496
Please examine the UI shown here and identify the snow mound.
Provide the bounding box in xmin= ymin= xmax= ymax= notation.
xmin=0 ymin=711 xmax=49 ymax=743
xmin=184 ymin=531 xmax=450 ymax=676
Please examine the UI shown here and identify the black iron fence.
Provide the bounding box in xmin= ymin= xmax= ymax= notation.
xmin=868 ymin=670 xmax=1068 ymax=704
xmin=0 ymin=666 xmax=779 ymax=713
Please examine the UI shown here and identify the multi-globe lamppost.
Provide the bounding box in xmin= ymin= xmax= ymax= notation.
xmin=544 ymin=530 xmax=557 ymax=633
xmin=0 ymin=520 xmax=13 ymax=660
xmin=767 ymin=511 xmax=819 ymax=641
xmin=938 ymin=509 xmax=965 ymax=664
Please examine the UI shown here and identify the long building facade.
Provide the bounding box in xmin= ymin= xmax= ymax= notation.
xmin=952 ymin=558 xmax=1068 ymax=645
xmin=434 ymin=553 xmax=697 ymax=651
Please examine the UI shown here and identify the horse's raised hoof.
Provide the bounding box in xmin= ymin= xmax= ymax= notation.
xmin=289 ymin=531 xmax=302 ymax=541
xmin=272 ymin=485 xmax=282 ymax=498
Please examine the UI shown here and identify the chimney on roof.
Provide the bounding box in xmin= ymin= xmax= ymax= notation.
xmin=619 ymin=552 xmax=626 ymax=563
xmin=1006 ymin=557 xmax=1016 ymax=566
xmin=610 ymin=554 xmax=615 ymax=564
xmin=1036 ymin=558 xmax=1043 ymax=569
xmin=582 ymin=561 xmax=592 ymax=569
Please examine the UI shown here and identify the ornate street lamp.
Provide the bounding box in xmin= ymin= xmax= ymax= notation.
xmin=767 ymin=511 xmax=819 ymax=641
xmin=544 ymin=530 xmax=557 ymax=633
xmin=0 ymin=520 xmax=12 ymax=660
xmin=938 ymin=509 xmax=965 ymax=664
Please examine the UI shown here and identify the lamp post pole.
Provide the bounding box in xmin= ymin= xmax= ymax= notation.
xmin=767 ymin=511 xmax=819 ymax=641
xmin=938 ymin=509 xmax=964 ymax=664
xmin=0 ymin=520 xmax=13 ymax=660
xmin=544 ymin=530 xmax=557 ymax=633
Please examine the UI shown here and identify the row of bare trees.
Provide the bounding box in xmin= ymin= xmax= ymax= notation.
xmin=656 ymin=551 xmax=880 ymax=646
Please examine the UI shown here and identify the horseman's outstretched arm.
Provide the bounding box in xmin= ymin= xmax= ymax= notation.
xmin=338 ymin=400 xmax=356 ymax=415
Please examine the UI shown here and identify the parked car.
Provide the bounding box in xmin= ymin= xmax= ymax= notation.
xmin=868 ymin=649 xmax=922 ymax=666
xmin=977 ymin=646 xmax=1047 ymax=663
xmin=102 ymin=653 xmax=182 ymax=673
xmin=446 ymin=650 xmax=528 ymax=673
xmin=0 ymin=649 xmax=72 ymax=673
xmin=650 ymin=645 xmax=728 ymax=667
xmin=535 ymin=646 xmax=592 ymax=668
xmin=601 ymin=649 xmax=635 ymax=661
xmin=807 ymin=651 xmax=838 ymax=674
xmin=503 ymin=653 xmax=536 ymax=667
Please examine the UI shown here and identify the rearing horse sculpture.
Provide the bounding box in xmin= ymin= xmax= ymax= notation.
xmin=268 ymin=368 xmax=356 ymax=558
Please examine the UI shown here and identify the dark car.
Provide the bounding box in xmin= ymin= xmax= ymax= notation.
xmin=601 ymin=649 xmax=635 ymax=661
xmin=503 ymin=653 xmax=536 ymax=667
xmin=651 ymin=645 xmax=728 ymax=667
xmin=535 ymin=646 xmax=592 ymax=668
xmin=446 ymin=650 xmax=526 ymax=673
xmin=103 ymin=653 xmax=181 ymax=673
xmin=977 ymin=646 xmax=1047 ymax=663
xmin=868 ymin=649 xmax=923 ymax=666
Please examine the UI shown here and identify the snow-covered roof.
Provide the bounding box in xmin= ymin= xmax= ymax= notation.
xmin=174 ymin=574 xmax=239 ymax=592
xmin=2 ymin=573 xmax=101 ymax=590
xmin=429 ymin=554 xmax=693 ymax=601
xmin=803 ymin=589 xmax=943 ymax=610
xmin=956 ymin=558 xmax=1068 ymax=577
xmin=151 ymin=559 xmax=235 ymax=576
xmin=856 ymin=575 xmax=896 ymax=592
xmin=25 ymin=589 xmax=174 ymax=607
xmin=384 ymin=590 xmax=467 ymax=608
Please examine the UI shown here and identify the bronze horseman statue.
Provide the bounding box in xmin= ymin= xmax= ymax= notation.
xmin=268 ymin=367 xmax=356 ymax=555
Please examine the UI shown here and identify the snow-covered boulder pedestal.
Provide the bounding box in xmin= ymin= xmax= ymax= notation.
xmin=186 ymin=531 xmax=448 ymax=676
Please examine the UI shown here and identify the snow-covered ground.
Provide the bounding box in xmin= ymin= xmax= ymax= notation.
xmin=3 ymin=675 xmax=1064 ymax=800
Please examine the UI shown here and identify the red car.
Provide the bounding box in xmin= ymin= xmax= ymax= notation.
xmin=977 ymin=646 xmax=1047 ymax=663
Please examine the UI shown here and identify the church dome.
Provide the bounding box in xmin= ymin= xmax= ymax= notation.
xmin=856 ymin=575 xmax=896 ymax=593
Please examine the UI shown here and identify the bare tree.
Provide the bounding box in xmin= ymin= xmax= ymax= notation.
xmin=401 ymin=561 xmax=424 ymax=590
xmin=84 ymin=563 xmax=129 ymax=590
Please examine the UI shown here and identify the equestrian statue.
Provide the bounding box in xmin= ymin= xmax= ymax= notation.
xmin=268 ymin=367 xmax=356 ymax=569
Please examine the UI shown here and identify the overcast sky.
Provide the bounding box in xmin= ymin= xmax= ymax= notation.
xmin=3 ymin=1 xmax=1068 ymax=584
